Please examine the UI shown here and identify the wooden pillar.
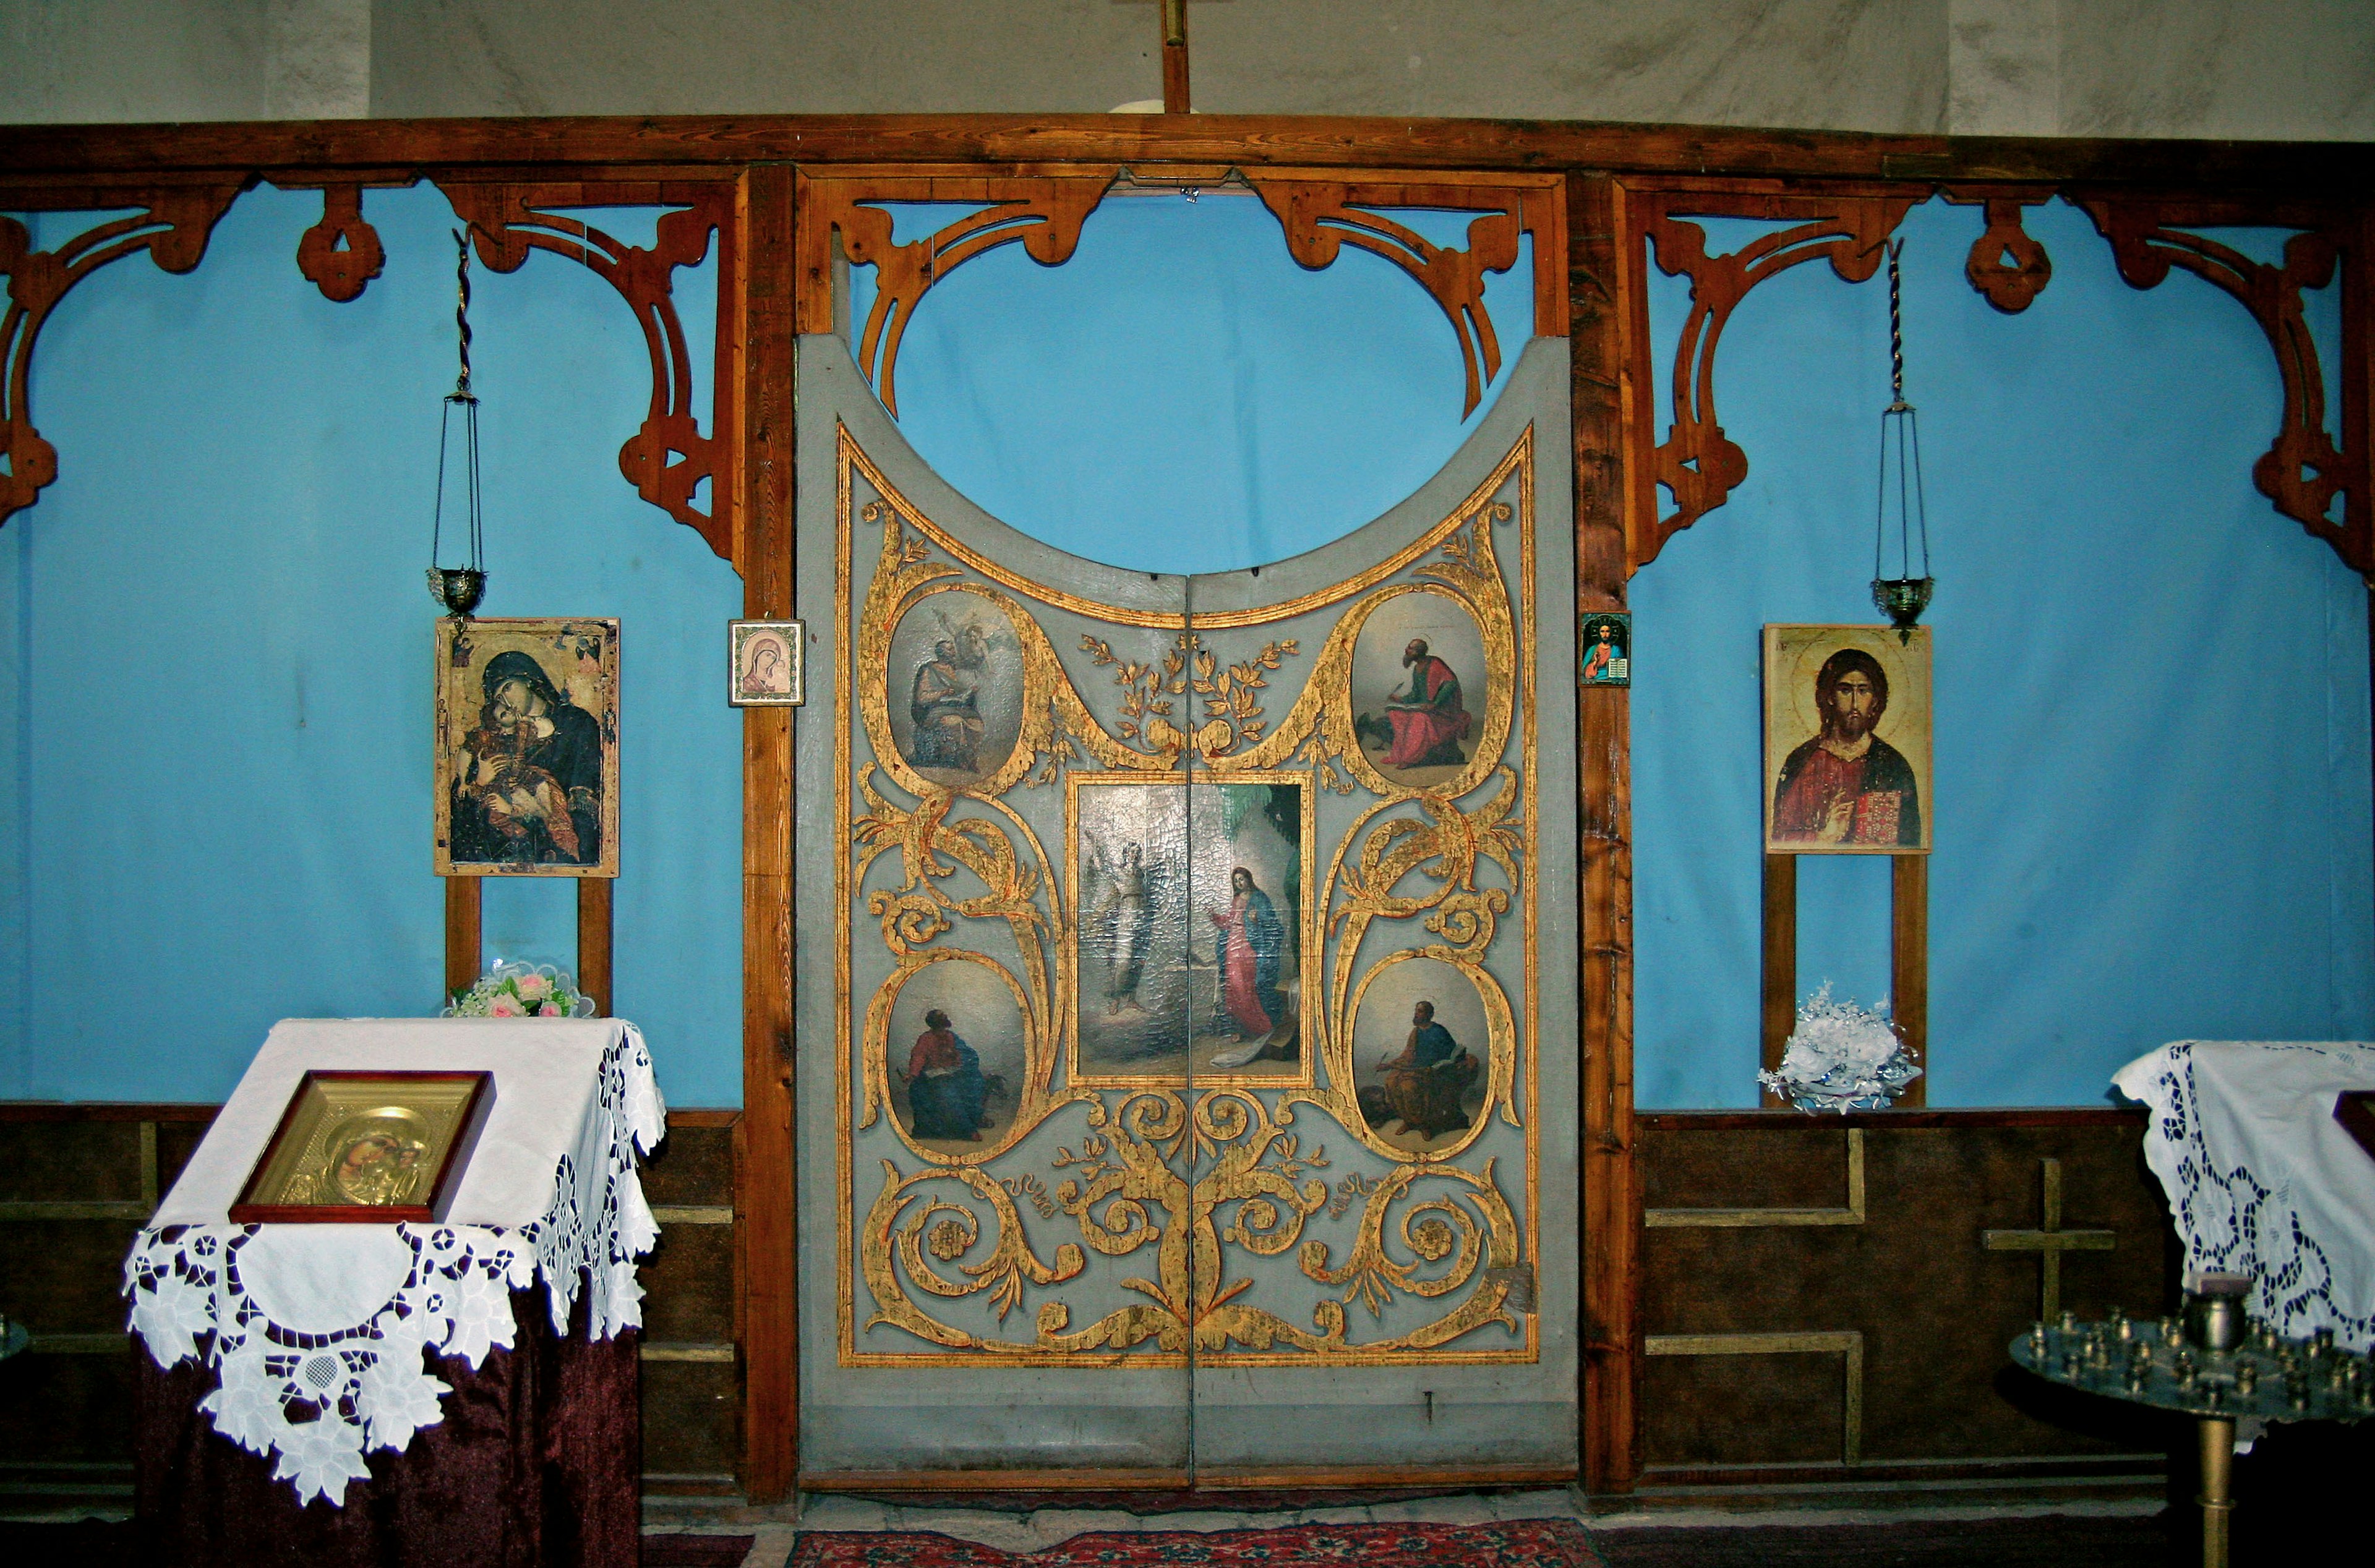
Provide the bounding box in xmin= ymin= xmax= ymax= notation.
xmin=1570 ymin=171 xmax=1638 ymax=1496
xmin=442 ymin=876 xmax=481 ymax=1003
xmin=737 ymin=161 xmax=800 ymax=1506
xmin=1759 ymin=854 xmax=1796 ymax=1106
xmin=576 ymin=877 xmax=614 ymax=1017
xmin=1889 ymin=855 xmax=1928 ymax=1107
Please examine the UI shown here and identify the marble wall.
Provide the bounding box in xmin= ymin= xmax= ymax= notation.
xmin=1 ymin=0 xmax=2366 ymax=138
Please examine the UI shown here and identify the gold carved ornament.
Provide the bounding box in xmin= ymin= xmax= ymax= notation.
xmin=836 ymin=424 xmax=1539 ymax=1365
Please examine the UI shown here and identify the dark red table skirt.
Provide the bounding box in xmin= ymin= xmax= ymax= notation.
xmin=136 ymin=1287 xmax=638 ymax=1568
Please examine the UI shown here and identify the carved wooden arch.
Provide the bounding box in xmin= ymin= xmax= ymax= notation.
xmin=0 ymin=185 xmax=244 ymax=527
xmin=1253 ymin=177 xmax=1560 ymax=417
xmin=2078 ymin=196 xmax=2369 ymax=574
xmin=798 ymin=173 xmax=1114 ymax=417
xmin=437 ymin=180 xmax=738 ymax=561
xmin=795 ymin=168 xmax=1567 ymax=423
xmin=1621 ymin=183 xmax=1925 ymax=572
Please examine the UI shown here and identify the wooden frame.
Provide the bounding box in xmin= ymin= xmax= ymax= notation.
xmin=229 ymin=1070 xmax=495 ymax=1224
xmin=0 ymin=110 xmax=2366 ymax=1504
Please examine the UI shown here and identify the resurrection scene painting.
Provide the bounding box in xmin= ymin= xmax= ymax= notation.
xmin=1350 ymin=589 xmax=1489 ymax=789
xmin=1353 ymin=955 xmax=1490 ymax=1154
xmin=1763 ymin=624 xmax=1933 ymax=854
xmin=883 ymin=956 xmax=1027 ymax=1154
xmin=886 ymin=592 xmax=1025 ymax=786
xmin=1072 ymin=774 xmax=1309 ymax=1081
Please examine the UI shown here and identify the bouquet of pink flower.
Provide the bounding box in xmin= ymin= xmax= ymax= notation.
xmin=444 ymin=960 xmax=596 ymax=1020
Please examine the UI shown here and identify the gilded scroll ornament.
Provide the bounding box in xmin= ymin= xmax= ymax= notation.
xmin=836 ymin=422 xmax=1540 ymax=1367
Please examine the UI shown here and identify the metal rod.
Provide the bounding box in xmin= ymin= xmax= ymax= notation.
xmin=2197 ymin=1415 xmax=2235 ymax=1568
xmin=452 ymin=228 xmax=474 ymax=400
xmin=1886 ymin=237 xmax=1906 ymax=410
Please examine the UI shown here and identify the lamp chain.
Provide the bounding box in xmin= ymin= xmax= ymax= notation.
xmin=452 ymin=228 xmax=474 ymax=401
xmin=1887 ymin=237 xmax=1907 ymax=413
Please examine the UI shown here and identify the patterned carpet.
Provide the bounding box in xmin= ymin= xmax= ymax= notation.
xmin=790 ymin=1519 xmax=1601 ymax=1566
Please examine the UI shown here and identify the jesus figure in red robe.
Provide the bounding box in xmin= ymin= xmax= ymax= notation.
xmin=1770 ymin=647 xmax=1922 ymax=847
xmin=1364 ymin=638 xmax=1471 ymax=770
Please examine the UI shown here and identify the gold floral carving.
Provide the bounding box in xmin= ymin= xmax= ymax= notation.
xmin=835 ymin=424 xmax=1539 ymax=1367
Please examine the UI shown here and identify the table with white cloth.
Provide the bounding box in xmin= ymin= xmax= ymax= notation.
xmin=122 ymin=1018 xmax=665 ymax=1568
xmin=2113 ymin=1040 xmax=2375 ymax=1351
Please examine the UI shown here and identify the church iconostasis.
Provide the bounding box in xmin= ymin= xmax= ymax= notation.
xmin=794 ymin=336 xmax=1577 ymax=1473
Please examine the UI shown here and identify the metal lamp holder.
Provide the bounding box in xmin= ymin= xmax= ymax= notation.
xmin=1871 ymin=238 xmax=1933 ymax=642
xmin=427 ymin=229 xmax=487 ymax=619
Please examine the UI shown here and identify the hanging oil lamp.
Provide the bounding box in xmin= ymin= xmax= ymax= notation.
xmin=427 ymin=229 xmax=487 ymax=618
xmin=1870 ymin=237 xmax=1933 ymax=642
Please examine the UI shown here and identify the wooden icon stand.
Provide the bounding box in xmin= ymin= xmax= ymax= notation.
xmin=1760 ymin=852 xmax=1925 ymax=1109
xmin=443 ymin=874 xmax=613 ymax=1018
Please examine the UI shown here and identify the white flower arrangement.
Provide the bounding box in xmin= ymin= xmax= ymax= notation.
xmin=443 ymin=960 xmax=596 ymax=1020
xmin=1758 ymin=981 xmax=1923 ymax=1114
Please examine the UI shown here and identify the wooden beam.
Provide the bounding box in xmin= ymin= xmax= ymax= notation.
xmin=576 ymin=877 xmax=614 ymax=1018
xmin=0 ymin=115 xmax=2365 ymax=197
xmin=1760 ymin=854 xmax=1796 ymax=1106
xmin=442 ymin=876 xmax=481 ymax=1002
xmin=1890 ymin=855 xmax=1928 ymax=1109
xmin=735 ymin=161 xmax=800 ymax=1507
xmin=1569 ymin=171 xmax=1638 ymax=1495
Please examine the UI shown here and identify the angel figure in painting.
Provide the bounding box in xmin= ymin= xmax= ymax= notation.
xmin=1091 ymin=840 xmax=1158 ymax=1017
xmin=1357 ymin=639 xmax=1473 ymax=770
xmin=450 ymin=650 xmax=604 ymax=867
xmin=1771 ymin=649 xmax=1922 ymax=848
xmin=1208 ymin=867 xmax=1286 ymax=1042
xmin=1366 ymin=999 xmax=1480 ymax=1141
xmin=901 ymin=1008 xmax=989 ymax=1143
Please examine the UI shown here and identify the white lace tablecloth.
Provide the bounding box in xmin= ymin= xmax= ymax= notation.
xmin=2114 ymin=1039 xmax=2375 ymax=1353
xmin=122 ymin=1018 xmax=665 ymax=1504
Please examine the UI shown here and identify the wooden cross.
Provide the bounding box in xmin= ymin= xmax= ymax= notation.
xmin=1983 ymin=1157 xmax=2116 ymax=1321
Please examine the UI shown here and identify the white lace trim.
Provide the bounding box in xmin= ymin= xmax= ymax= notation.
xmin=2123 ymin=1039 xmax=2375 ymax=1353
xmin=122 ymin=1025 xmax=665 ymax=1505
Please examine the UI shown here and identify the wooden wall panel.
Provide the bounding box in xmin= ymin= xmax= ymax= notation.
xmin=1635 ymin=1111 xmax=2173 ymax=1488
xmin=0 ymin=1104 xmax=744 ymax=1506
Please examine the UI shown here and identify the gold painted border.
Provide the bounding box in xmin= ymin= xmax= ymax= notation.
xmin=832 ymin=424 xmax=1544 ymax=1369
xmin=841 ymin=420 xmax=1504 ymax=631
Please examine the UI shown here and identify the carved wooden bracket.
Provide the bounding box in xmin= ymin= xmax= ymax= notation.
xmin=440 ymin=182 xmax=734 ymax=560
xmin=1942 ymin=186 xmax=2055 ymax=313
xmin=1628 ymin=189 xmax=1923 ymax=571
xmin=1252 ymin=180 xmax=1525 ymax=417
xmin=286 ymin=182 xmax=392 ymax=303
xmin=808 ymin=176 xmax=1113 ymax=417
xmin=0 ymin=186 xmax=242 ymax=527
xmin=799 ymin=170 xmax=1564 ymax=426
xmin=2081 ymin=198 xmax=2366 ymax=572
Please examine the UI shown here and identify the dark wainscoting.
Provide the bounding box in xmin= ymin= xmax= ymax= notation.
xmin=0 ymin=1102 xmax=743 ymax=1514
xmin=1632 ymin=1107 xmax=2179 ymax=1505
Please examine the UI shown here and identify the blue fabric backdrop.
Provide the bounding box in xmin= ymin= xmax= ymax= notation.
xmin=0 ymin=185 xmax=745 ymax=1106
xmin=0 ymin=187 xmax=2364 ymax=1111
xmin=853 ymin=193 xmax=1534 ymax=574
xmin=1628 ymin=197 xmax=2372 ymax=1106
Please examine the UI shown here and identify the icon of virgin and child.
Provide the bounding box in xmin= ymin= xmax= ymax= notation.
xmin=449 ymin=649 xmax=606 ymax=869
